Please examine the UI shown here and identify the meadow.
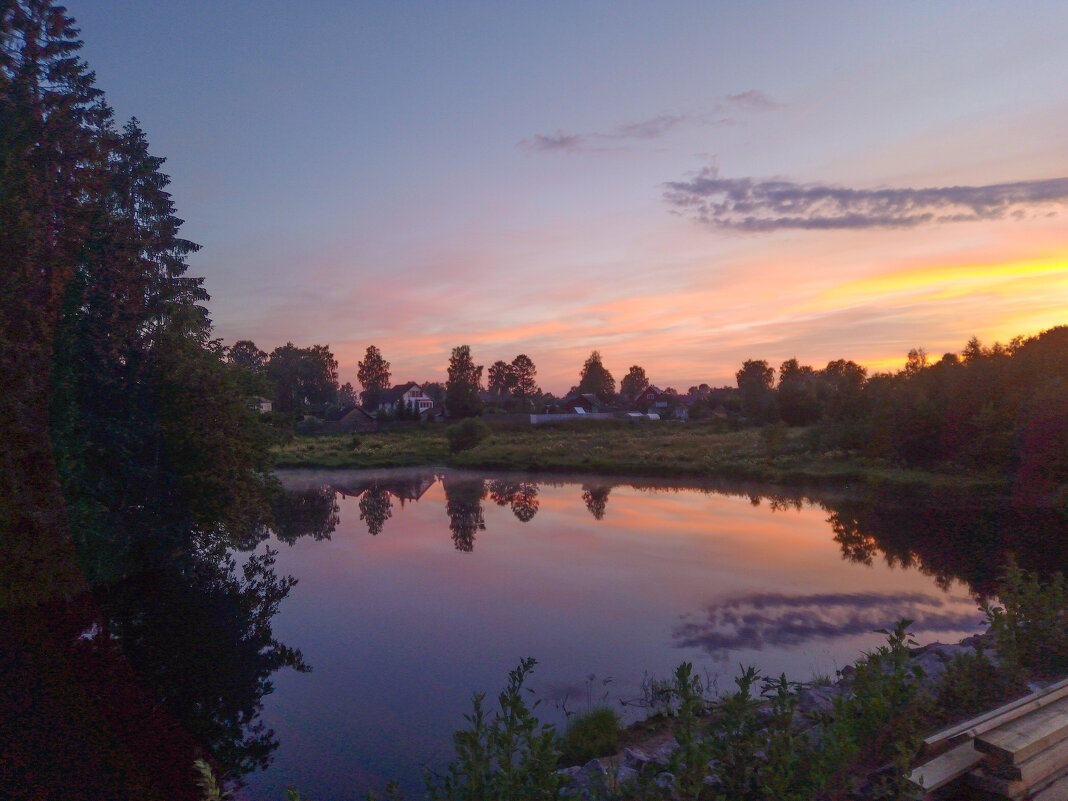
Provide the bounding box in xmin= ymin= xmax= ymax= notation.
xmin=270 ymin=420 xmax=1001 ymax=494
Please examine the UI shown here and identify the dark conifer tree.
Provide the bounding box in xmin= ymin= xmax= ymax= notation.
xmin=0 ymin=0 xmax=120 ymax=603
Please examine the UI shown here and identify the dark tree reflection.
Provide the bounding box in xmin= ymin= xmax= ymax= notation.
xmin=98 ymin=547 xmax=309 ymax=784
xmin=582 ymin=485 xmax=610 ymax=520
xmin=824 ymin=493 xmax=1068 ymax=598
xmin=511 ymin=482 xmax=539 ymax=522
xmin=487 ymin=479 xmax=539 ymax=522
xmin=444 ymin=477 xmax=486 ymax=552
xmin=271 ymin=486 xmax=340 ymax=544
xmin=359 ymin=485 xmax=394 ymax=536
xmin=0 ymin=532 xmax=306 ymax=797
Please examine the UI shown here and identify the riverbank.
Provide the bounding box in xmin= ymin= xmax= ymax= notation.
xmin=270 ymin=421 xmax=1007 ymax=497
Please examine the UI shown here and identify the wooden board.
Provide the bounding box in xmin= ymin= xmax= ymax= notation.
xmin=966 ymin=768 xmax=1029 ymax=799
xmin=1033 ymin=773 xmax=1068 ymax=801
xmin=996 ymin=735 xmax=1068 ymax=787
xmin=975 ymin=695 xmax=1068 ymax=765
xmin=923 ymin=676 xmax=1068 ymax=754
xmin=906 ymin=741 xmax=984 ymax=792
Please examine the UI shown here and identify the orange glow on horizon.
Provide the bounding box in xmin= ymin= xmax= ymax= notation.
xmin=802 ymin=254 xmax=1068 ymax=313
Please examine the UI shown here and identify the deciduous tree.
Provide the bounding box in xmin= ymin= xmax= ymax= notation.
xmin=267 ymin=343 xmax=339 ymax=413
xmin=487 ymin=360 xmax=514 ymax=401
xmin=446 ymin=345 xmax=483 ymax=418
xmin=736 ymin=359 xmax=776 ymax=422
xmin=777 ymin=358 xmax=820 ymax=426
xmin=578 ymin=350 xmax=616 ymax=401
xmin=621 ymin=365 xmax=650 ymax=401
xmin=357 ymin=345 xmax=391 ymax=410
xmin=510 ymin=354 xmax=539 ymax=402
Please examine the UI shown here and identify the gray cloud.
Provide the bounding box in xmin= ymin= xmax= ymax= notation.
xmin=520 ymin=92 xmax=777 ymax=154
xmin=664 ymin=166 xmax=1068 ymax=230
xmin=519 ymin=114 xmax=690 ymax=153
xmin=615 ymin=113 xmax=689 ymax=140
xmin=725 ymin=89 xmax=780 ymax=111
xmin=520 ymin=130 xmax=589 ymax=153
xmin=674 ymin=591 xmax=980 ymax=660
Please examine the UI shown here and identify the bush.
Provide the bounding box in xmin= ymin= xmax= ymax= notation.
xmin=558 ymin=707 xmax=620 ymax=765
xmin=446 ymin=418 xmax=490 ymax=453
xmin=931 ymin=647 xmax=1026 ymax=726
xmin=983 ymin=555 xmax=1068 ymax=677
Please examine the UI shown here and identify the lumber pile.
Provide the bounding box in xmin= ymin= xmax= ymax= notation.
xmin=907 ymin=677 xmax=1068 ymax=799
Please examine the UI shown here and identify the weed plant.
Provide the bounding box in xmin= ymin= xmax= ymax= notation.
xmin=425 ymin=657 xmax=563 ymax=801
xmin=558 ymin=707 xmax=620 ymax=765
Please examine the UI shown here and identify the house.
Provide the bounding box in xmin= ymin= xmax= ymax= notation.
xmin=560 ymin=393 xmax=604 ymax=413
xmin=375 ymin=382 xmax=435 ymax=416
xmin=336 ymin=405 xmax=377 ymax=431
xmin=637 ymin=385 xmax=663 ymax=410
xmin=248 ymin=396 xmax=273 ymax=413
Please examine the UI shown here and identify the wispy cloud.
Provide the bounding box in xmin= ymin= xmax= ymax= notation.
xmin=519 ymin=90 xmax=777 ymax=153
xmin=520 ymin=130 xmax=590 ymax=153
xmin=518 ymin=114 xmax=692 ymax=153
xmin=665 ymin=167 xmax=1068 ymax=230
xmin=674 ymin=591 xmax=979 ymax=659
xmin=725 ymin=89 xmax=780 ymax=111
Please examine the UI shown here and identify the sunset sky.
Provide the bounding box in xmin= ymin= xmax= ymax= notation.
xmin=74 ymin=1 xmax=1068 ymax=393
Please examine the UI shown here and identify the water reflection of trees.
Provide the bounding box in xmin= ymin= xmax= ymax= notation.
xmin=487 ymin=479 xmax=539 ymax=522
xmin=825 ymin=497 xmax=1068 ymax=597
xmin=271 ymin=486 xmax=340 ymax=544
xmin=0 ymin=483 xmax=333 ymax=797
xmin=359 ymin=485 xmax=394 ymax=536
xmin=97 ymin=548 xmax=309 ymax=780
xmin=443 ymin=477 xmax=486 ymax=552
xmin=582 ymin=485 xmax=611 ymax=520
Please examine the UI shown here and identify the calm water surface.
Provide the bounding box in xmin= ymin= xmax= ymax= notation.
xmin=242 ymin=469 xmax=985 ymax=799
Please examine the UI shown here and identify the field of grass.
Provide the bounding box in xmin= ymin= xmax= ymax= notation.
xmin=271 ymin=426 xmax=450 ymax=468
xmin=271 ymin=420 xmax=1003 ymax=494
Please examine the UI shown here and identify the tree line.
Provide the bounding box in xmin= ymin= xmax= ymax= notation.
xmin=2 ymin=2 xmax=311 ymax=796
xmin=728 ymin=329 xmax=1068 ymax=502
xmin=222 ymin=339 xmax=547 ymax=420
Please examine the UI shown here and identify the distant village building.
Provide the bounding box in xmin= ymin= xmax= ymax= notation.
xmin=561 ymin=393 xmax=605 ymax=414
xmin=371 ymin=382 xmax=435 ymax=416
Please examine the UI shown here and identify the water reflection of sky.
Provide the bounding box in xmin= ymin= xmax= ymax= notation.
xmin=243 ymin=470 xmax=983 ymax=800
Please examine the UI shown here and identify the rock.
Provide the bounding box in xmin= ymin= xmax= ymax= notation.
xmin=556 ymin=765 xmax=583 ymax=781
xmin=797 ymin=684 xmax=841 ymax=718
xmin=910 ymin=641 xmax=990 ymax=685
xmin=581 ymin=757 xmax=611 ymax=780
xmin=650 ymin=738 xmax=678 ymax=765
xmin=615 ymin=765 xmax=639 ymax=785
xmin=623 ymin=746 xmax=651 ymax=769
xmin=656 ymin=771 xmax=676 ymax=790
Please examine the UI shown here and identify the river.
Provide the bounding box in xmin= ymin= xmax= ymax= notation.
xmin=239 ymin=468 xmax=1008 ymax=800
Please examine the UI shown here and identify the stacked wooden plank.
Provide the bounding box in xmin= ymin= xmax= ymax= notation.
xmin=907 ymin=677 xmax=1068 ymax=799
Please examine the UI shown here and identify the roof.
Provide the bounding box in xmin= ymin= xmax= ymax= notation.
xmin=380 ymin=381 xmax=423 ymax=404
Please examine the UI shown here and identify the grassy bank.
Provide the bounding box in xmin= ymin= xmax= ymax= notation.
xmin=270 ymin=420 xmax=1005 ymax=495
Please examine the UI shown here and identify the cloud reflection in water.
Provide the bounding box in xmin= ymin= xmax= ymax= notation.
xmin=674 ymin=591 xmax=981 ymax=660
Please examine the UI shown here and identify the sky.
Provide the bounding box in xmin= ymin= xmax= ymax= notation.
xmin=72 ymin=1 xmax=1068 ymax=394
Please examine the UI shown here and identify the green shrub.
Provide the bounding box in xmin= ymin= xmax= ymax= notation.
xmin=558 ymin=707 xmax=620 ymax=765
xmin=931 ymin=647 xmax=1026 ymax=726
xmin=446 ymin=418 xmax=490 ymax=453
xmin=983 ymin=555 xmax=1068 ymax=677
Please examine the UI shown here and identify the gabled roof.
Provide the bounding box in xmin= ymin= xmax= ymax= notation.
xmin=380 ymin=381 xmax=423 ymax=405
